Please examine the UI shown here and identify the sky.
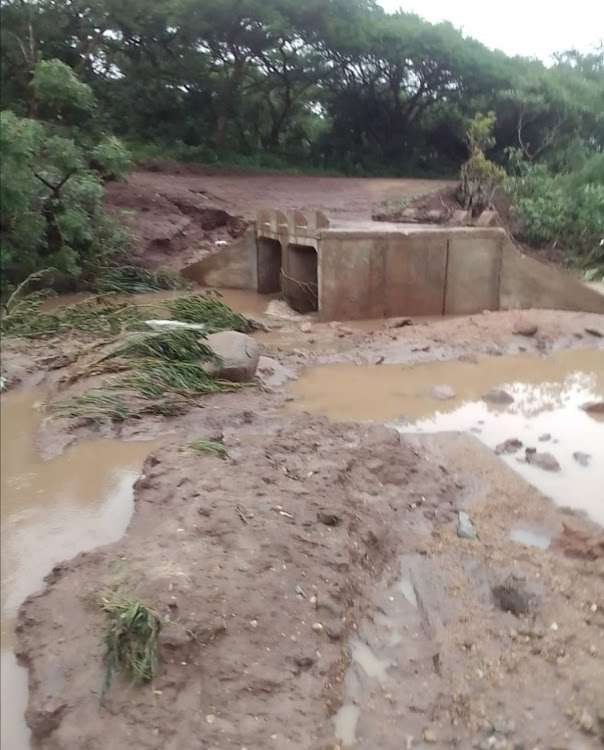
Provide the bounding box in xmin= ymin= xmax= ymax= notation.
xmin=379 ymin=1 xmax=604 ymax=62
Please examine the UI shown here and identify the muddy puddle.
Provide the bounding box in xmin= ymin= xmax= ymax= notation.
xmin=287 ymin=348 xmax=604 ymax=524
xmin=0 ymin=388 xmax=158 ymax=749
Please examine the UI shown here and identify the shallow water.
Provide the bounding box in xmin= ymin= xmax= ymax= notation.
xmin=286 ymin=348 xmax=604 ymax=524
xmin=0 ymin=388 xmax=157 ymax=749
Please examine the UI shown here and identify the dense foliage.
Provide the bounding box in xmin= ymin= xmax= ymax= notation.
xmin=1 ymin=0 xmax=602 ymax=272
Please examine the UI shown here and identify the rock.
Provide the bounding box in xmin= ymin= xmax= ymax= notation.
xmin=317 ymin=510 xmax=341 ymax=527
xmin=495 ymin=438 xmax=523 ymax=455
xmin=425 ymin=384 xmax=456 ymax=400
xmin=422 ymin=728 xmax=437 ymax=743
xmin=525 ymin=449 xmax=561 ymax=472
xmin=585 ymin=327 xmax=603 ymax=338
xmin=264 ymin=299 xmax=304 ymax=320
xmin=386 ymin=317 xmax=413 ymax=329
xmin=475 ymin=209 xmax=499 ymax=227
xmin=300 ymin=321 xmax=313 ymax=333
xmin=255 ymin=356 xmax=295 ymax=387
xmin=573 ymin=451 xmax=591 ymax=467
xmin=513 ymin=322 xmax=538 ymax=336
xmin=339 ymin=326 xmax=354 ymax=335
xmin=483 ymin=388 xmax=514 ymax=405
xmin=582 ymin=401 xmax=604 ymax=415
xmin=579 ymin=708 xmax=595 ymax=734
xmin=538 ymin=433 xmax=551 ymax=442
xmin=457 ymin=511 xmax=477 ymax=540
xmin=205 ymin=331 xmax=260 ymax=382
xmin=492 ymin=575 xmax=538 ymax=616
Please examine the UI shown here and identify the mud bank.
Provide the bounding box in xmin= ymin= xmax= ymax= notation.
xmin=14 ymin=411 xmax=604 ymax=750
xmin=3 ymin=299 xmax=604 ymax=750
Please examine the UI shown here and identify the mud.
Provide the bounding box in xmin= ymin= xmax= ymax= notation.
xmin=2 ymin=164 xmax=604 ymax=749
xmin=0 ymin=388 xmax=158 ymax=749
xmin=286 ymin=348 xmax=604 ymax=523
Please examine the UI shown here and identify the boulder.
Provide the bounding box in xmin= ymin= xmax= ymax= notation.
xmin=255 ymin=356 xmax=295 ymax=388
xmin=205 ymin=331 xmax=260 ymax=382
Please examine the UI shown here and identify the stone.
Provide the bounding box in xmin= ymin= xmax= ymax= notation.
xmin=495 ymin=438 xmax=523 ymax=455
xmin=538 ymin=433 xmax=551 ymax=442
xmin=492 ymin=575 xmax=538 ymax=616
xmin=475 ymin=209 xmax=500 ymax=227
xmin=579 ymin=708 xmax=595 ymax=734
xmin=205 ymin=331 xmax=260 ymax=382
xmin=300 ymin=322 xmax=313 ymax=333
xmin=426 ymin=384 xmax=456 ymax=400
xmin=457 ymin=511 xmax=477 ymax=540
xmin=573 ymin=451 xmax=591 ymax=467
xmin=513 ymin=322 xmax=538 ymax=336
xmin=255 ymin=356 xmax=295 ymax=388
xmin=483 ymin=388 xmax=514 ymax=405
xmin=582 ymin=401 xmax=604 ymax=415
xmin=525 ymin=449 xmax=561 ymax=472
xmin=386 ymin=317 xmax=413 ymax=329
xmin=423 ymin=728 xmax=437 ymax=743
xmin=584 ymin=327 xmax=603 ymax=338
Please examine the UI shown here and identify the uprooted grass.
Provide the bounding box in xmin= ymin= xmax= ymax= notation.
xmin=188 ymin=439 xmax=229 ymax=457
xmin=92 ymin=265 xmax=192 ymax=294
xmin=1 ymin=293 xmax=145 ymax=338
xmin=100 ymin=592 xmax=167 ymax=702
xmin=167 ymin=290 xmax=256 ymax=333
xmin=48 ymin=328 xmax=244 ymax=423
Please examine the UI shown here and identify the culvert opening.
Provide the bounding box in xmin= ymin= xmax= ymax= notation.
xmin=283 ymin=243 xmax=318 ymax=313
xmin=257 ymin=238 xmax=282 ymax=294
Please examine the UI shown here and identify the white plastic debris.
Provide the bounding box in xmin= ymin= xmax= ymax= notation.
xmin=144 ymin=319 xmax=206 ymax=333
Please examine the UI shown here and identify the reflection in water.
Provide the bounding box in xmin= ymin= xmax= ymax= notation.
xmin=287 ymin=349 xmax=604 ymax=524
xmin=0 ymin=388 xmax=157 ymax=750
xmin=509 ymin=528 xmax=551 ymax=549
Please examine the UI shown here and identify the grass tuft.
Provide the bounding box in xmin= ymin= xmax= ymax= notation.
xmin=100 ymin=592 xmax=167 ymax=702
xmin=188 ymin=439 xmax=229 ymax=457
xmin=92 ymin=266 xmax=192 ymax=294
xmin=167 ymin=290 xmax=255 ymax=333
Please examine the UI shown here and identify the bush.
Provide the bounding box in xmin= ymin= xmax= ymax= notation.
xmin=0 ymin=60 xmax=132 ymax=297
xmin=459 ymin=112 xmax=506 ymax=215
xmin=505 ymin=148 xmax=604 ymax=274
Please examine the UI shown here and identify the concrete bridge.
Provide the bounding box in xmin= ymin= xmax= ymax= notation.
xmin=184 ymin=209 xmax=604 ymax=320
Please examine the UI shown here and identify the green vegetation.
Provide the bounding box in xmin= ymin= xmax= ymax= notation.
xmin=460 ymin=113 xmax=506 ymax=216
xmin=166 ymin=291 xmax=255 ymax=333
xmin=100 ymin=592 xmax=167 ymax=701
xmin=187 ymin=439 xmax=229 ymax=457
xmin=1 ymin=1 xmax=602 ymax=270
xmin=48 ymin=328 xmax=242 ymax=424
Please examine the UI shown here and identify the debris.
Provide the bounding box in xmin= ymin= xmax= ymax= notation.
xmin=145 ymin=319 xmax=207 ymax=333
xmin=457 ymin=511 xmax=477 ymax=540
xmin=492 ymin=575 xmax=538 ymax=616
xmin=513 ymin=323 xmax=538 ymax=336
xmin=422 ymin=728 xmax=437 ymax=743
xmin=482 ymin=388 xmax=514 ymax=405
xmin=572 ymin=451 xmax=591 ymax=467
xmin=495 ymin=438 xmax=523 ymax=455
xmin=524 ymin=449 xmax=561 ymax=472
xmin=579 ymin=709 xmax=595 ymax=734
xmin=300 ymin=322 xmax=313 ymax=333
xmin=538 ymin=433 xmax=551 ymax=442
xmin=581 ymin=401 xmax=604 ymax=415
xmin=425 ymin=384 xmax=455 ymax=400
xmin=584 ymin=327 xmax=603 ymax=338
xmin=295 ymin=585 xmax=307 ymax=598
xmin=386 ymin=317 xmax=413 ymax=329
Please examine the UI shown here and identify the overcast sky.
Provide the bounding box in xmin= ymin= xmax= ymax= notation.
xmin=379 ymin=1 xmax=604 ymax=62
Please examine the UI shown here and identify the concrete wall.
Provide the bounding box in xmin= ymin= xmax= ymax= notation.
xmin=183 ymin=228 xmax=258 ymax=289
xmin=184 ymin=211 xmax=604 ymax=320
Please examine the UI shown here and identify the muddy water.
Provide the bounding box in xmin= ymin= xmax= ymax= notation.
xmin=0 ymin=389 xmax=157 ymax=749
xmin=287 ymin=348 xmax=604 ymax=524
xmin=41 ymin=287 xmax=278 ymax=317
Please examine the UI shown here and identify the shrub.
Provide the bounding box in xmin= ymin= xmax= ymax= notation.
xmin=0 ymin=60 xmax=132 ymax=297
xmin=459 ymin=112 xmax=506 ymax=215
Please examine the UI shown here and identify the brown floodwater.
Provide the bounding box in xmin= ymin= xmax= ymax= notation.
xmin=286 ymin=348 xmax=604 ymax=524
xmin=41 ymin=287 xmax=278 ymax=318
xmin=0 ymin=388 xmax=158 ymax=749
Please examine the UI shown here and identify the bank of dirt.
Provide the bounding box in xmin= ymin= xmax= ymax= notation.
xmin=14 ymin=404 xmax=604 ymax=750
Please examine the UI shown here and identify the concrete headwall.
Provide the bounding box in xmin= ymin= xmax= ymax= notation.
xmin=183 ymin=212 xmax=604 ymax=320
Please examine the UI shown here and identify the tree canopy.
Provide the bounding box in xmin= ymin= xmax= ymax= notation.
xmin=2 ymin=0 xmax=601 ymax=174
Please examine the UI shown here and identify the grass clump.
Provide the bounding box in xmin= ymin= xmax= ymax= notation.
xmin=167 ymin=290 xmax=255 ymax=333
xmin=92 ymin=266 xmax=192 ymax=294
xmin=101 ymin=328 xmax=219 ymax=365
xmin=1 ymin=293 xmax=144 ymax=338
xmin=188 ymin=439 xmax=229 ymax=457
xmin=100 ymin=592 xmax=168 ymax=701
